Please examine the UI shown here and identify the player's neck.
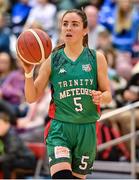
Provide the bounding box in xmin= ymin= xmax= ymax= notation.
xmin=64 ymin=45 xmax=84 ymax=60
xmin=64 ymin=45 xmax=84 ymax=61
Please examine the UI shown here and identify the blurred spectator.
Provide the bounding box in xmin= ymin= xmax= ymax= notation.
xmin=88 ymin=0 xmax=104 ymax=9
xmin=0 ymin=13 xmax=17 ymax=56
xmin=0 ymin=52 xmax=26 ymax=117
xmin=112 ymin=0 xmax=139 ymax=53
xmin=133 ymin=0 xmax=139 ymax=13
xmin=99 ymin=0 xmax=139 ymax=53
xmin=0 ymin=0 xmax=9 ymax=14
xmin=17 ymin=86 xmax=51 ymax=142
xmin=54 ymin=9 xmax=66 ymax=47
xmin=0 ymin=52 xmax=16 ymax=82
xmin=11 ymin=0 xmax=32 ymax=37
xmin=132 ymin=0 xmax=139 ymax=61
xmin=24 ymin=0 xmax=57 ymax=45
xmin=29 ymin=14 xmax=58 ymax=48
xmin=96 ymin=29 xmax=112 ymax=50
xmin=0 ymin=13 xmax=11 ymax=53
xmin=119 ymin=72 xmax=139 ymax=149
xmin=99 ymin=0 xmax=116 ymax=31
xmin=123 ymin=73 xmax=139 ymax=104
xmin=132 ymin=61 xmax=139 ymax=75
xmin=84 ymin=4 xmax=106 ymax=49
xmin=28 ymin=0 xmax=37 ymax=7
xmin=0 ymin=99 xmax=16 ymax=125
xmin=75 ymin=1 xmax=102 ymax=10
xmin=55 ymin=0 xmax=76 ymax=11
xmin=0 ymin=112 xmax=36 ymax=179
xmin=104 ymin=48 xmax=127 ymax=94
xmin=108 ymin=71 xmax=139 ymax=151
xmin=9 ymin=0 xmax=18 ymax=7
xmin=116 ymin=52 xmax=133 ymax=81
xmin=100 ymin=47 xmax=127 ymax=109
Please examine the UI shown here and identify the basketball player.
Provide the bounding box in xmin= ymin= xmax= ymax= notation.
xmin=19 ymin=9 xmax=112 ymax=179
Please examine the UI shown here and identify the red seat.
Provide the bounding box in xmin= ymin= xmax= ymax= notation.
xmin=27 ymin=142 xmax=46 ymax=159
xmin=11 ymin=142 xmax=46 ymax=179
xmin=27 ymin=142 xmax=46 ymax=178
xmin=0 ymin=171 xmax=3 ymax=179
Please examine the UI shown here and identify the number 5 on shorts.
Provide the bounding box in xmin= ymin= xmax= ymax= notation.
xmin=79 ymin=156 xmax=89 ymax=170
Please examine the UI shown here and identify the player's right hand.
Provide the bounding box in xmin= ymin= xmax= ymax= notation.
xmin=17 ymin=53 xmax=35 ymax=73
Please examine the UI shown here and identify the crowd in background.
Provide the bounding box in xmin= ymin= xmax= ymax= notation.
xmin=0 ymin=0 xmax=139 ymax=178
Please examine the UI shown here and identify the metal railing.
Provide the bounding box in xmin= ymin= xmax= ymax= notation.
xmin=94 ymin=101 xmax=139 ymax=178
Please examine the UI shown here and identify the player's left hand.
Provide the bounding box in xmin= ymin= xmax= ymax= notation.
xmin=92 ymin=90 xmax=102 ymax=105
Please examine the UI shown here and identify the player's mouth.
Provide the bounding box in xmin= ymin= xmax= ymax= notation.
xmin=66 ymin=34 xmax=72 ymax=37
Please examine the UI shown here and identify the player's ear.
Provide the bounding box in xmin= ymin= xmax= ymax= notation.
xmin=83 ymin=27 xmax=89 ymax=36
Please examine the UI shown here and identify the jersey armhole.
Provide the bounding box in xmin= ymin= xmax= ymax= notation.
xmin=89 ymin=49 xmax=98 ymax=90
xmin=50 ymin=51 xmax=59 ymax=80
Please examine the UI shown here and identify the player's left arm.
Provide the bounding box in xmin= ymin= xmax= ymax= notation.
xmin=92 ymin=51 xmax=112 ymax=105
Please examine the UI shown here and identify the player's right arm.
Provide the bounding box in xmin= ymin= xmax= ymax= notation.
xmin=24 ymin=58 xmax=51 ymax=103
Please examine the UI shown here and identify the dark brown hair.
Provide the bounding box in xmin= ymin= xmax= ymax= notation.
xmin=53 ymin=9 xmax=88 ymax=52
xmin=116 ymin=0 xmax=132 ymax=33
xmin=0 ymin=52 xmax=17 ymax=71
xmin=103 ymin=47 xmax=117 ymax=68
xmin=0 ymin=112 xmax=10 ymax=123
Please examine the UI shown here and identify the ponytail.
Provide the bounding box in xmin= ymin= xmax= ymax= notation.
xmin=83 ymin=34 xmax=88 ymax=47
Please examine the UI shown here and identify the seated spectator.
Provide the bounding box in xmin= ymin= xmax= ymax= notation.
xmin=0 ymin=52 xmax=27 ymax=117
xmin=0 ymin=13 xmax=10 ymax=53
xmin=132 ymin=61 xmax=139 ymax=75
xmin=0 ymin=112 xmax=36 ymax=179
xmin=16 ymin=85 xmax=51 ymax=142
xmin=132 ymin=3 xmax=139 ymax=61
xmin=84 ymin=4 xmax=106 ymax=49
xmin=100 ymin=47 xmax=127 ymax=109
xmin=0 ymin=0 xmax=9 ymax=14
xmin=108 ymin=72 xmax=139 ymax=151
xmin=28 ymin=0 xmax=37 ymax=7
xmin=100 ymin=0 xmax=139 ymax=53
xmin=9 ymin=0 xmax=18 ymax=7
xmin=55 ymin=0 xmax=75 ymax=11
xmin=111 ymin=0 xmax=139 ymax=53
xmin=116 ymin=52 xmax=133 ymax=81
xmin=96 ymin=29 xmax=112 ymax=51
xmin=123 ymin=73 xmax=139 ymax=104
xmin=0 ymin=99 xmax=17 ymax=125
xmin=104 ymin=48 xmax=127 ymax=95
xmin=0 ymin=13 xmax=17 ymax=56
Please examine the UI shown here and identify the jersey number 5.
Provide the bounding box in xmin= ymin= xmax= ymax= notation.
xmin=73 ymin=97 xmax=83 ymax=112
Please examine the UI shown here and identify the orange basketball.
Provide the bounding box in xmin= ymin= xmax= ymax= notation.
xmin=16 ymin=28 xmax=52 ymax=65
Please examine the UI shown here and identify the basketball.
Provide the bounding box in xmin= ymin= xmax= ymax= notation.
xmin=16 ymin=28 xmax=52 ymax=65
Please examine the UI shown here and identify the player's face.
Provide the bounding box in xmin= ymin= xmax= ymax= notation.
xmin=61 ymin=13 xmax=87 ymax=45
xmin=0 ymin=53 xmax=11 ymax=73
xmin=0 ymin=119 xmax=8 ymax=136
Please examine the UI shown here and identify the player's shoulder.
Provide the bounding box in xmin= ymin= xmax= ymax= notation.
xmin=52 ymin=47 xmax=63 ymax=54
xmin=96 ymin=50 xmax=107 ymax=68
xmin=96 ymin=50 xmax=106 ymax=59
xmin=51 ymin=48 xmax=63 ymax=60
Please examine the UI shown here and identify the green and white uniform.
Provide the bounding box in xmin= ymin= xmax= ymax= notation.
xmin=46 ymin=47 xmax=100 ymax=175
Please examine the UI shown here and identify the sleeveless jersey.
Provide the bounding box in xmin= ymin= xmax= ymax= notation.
xmin=49 ymin=47 xmax=100 ymax=124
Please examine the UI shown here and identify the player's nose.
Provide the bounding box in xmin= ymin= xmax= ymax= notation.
xmin=67 ymin=24 xmax=72 ymax=30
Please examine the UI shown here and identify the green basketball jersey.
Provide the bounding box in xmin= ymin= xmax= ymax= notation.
xmin=50 ymin=47 xmax=100 ymax=123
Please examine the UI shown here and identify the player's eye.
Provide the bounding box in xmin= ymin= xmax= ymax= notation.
xmin=72 ymin=23 xmax=78 ymax=27
xmin=63 ymin=22 xmax=68 ymax=27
